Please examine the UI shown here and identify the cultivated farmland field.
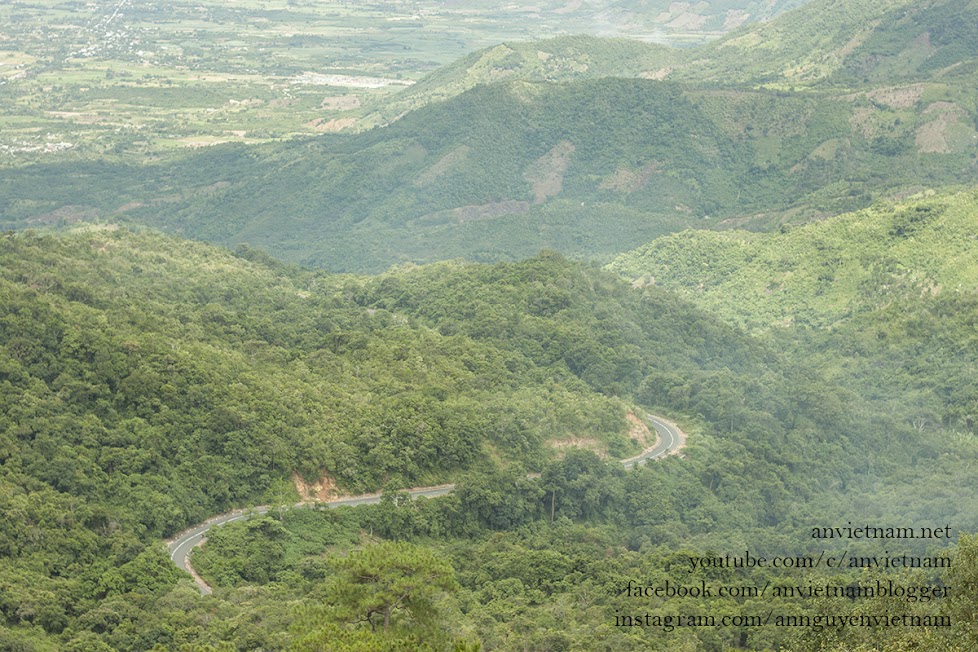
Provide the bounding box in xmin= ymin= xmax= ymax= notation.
xmin=0 ymin=0 xmax=628 ymax=164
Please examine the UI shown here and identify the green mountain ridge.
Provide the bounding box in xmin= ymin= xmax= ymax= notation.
xmin=672 ymin=0 xmax=917 ymax=86
xmin=681 ymin=0 xmax=978 ymax=87
xmin=4 ymin=73 xmax=975 ymax=273
xmin=609 ymin=187 xmax=978 ymax=330
xmin=366 ymin=0 xmax=978 ymax=118
xmin=3 ymin=0 xmax=977 ymax=274
xmin=362 ymin=35 xmax=677 ymax=126
xmin=609 ymin=186 xmax=978 ymax=433
xmin=118 ymin=79 xmax=978 ymax=268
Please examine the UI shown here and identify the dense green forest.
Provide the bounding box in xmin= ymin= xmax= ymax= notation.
xmin=610 ymin=187 xmax=978 ymax=433
xmin=610 ymin=188 xmax=978 ymax=331
xmin=3 ymin=0 xmax=978 ymax=649
xmin=1 ymin=228 xmax=976 ymax=650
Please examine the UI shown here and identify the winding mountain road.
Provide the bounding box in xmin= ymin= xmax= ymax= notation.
xmin=166 ymin=414 xmax=685 ymax=595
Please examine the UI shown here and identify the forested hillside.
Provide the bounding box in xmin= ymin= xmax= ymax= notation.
xmin=611 ymin=188 xmax=978 ymax=330
xmin=362 ymin=35 xmax=677 ymax=125
xmin=611 ymin=186 xmax=978 ymax=469
xmin=675 ymin=0 xmax=978 ymax=87
xmin=359 ymin=0 xmax=978 ymax=123
xmin=3 ymin=228 xmax=739 ymax=519
xmin=4 ymin=1 xmax=978 ymax=649
xmin=2 ymin=228 xmax=977 ymax=650
xmin=4 ymin=72 xmax=975 ymax=272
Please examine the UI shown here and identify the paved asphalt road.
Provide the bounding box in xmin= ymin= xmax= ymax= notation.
xmin=166 ymin=414 xmax=685 ymax=594
xmin=622 ymin=414 xmax=685 ymax=469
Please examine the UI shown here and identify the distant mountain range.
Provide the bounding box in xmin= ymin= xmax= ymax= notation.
xmin=2 ymin=0 xmax=976 ymax=274
xmin=366 ymin=0 xmax=978 ymax=117
xmin=590 ymin=0 xmax=811 ymax=38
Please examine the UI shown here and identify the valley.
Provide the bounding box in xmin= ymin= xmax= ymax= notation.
xmin=2 ymin=0 xmax=978 ymax=650
xmin=3 ymin=0 xmax=976 ymax=273
xmin=0 ymin=0 xmax=799 ymax=162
